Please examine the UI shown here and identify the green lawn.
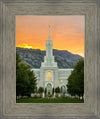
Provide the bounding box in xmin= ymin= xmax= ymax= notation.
xmin=16 ymin=98 xmax=84 ymax=103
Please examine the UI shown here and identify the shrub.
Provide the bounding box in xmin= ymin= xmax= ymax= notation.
xmin=55 ymin=87 xmax=60 ymax=93
xmin=38 ymin=87 xmax=44 ymax=94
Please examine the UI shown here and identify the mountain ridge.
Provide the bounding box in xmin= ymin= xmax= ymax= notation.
xmin=16 ymin=47 xmax=83 ymax=68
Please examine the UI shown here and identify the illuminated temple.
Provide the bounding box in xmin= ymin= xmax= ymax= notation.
xmin=32 ymin=24 xmax=73 ymax=95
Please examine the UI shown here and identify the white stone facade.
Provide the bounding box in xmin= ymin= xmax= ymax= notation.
xmin=32 ymin=68 xmax=73 ymax=90
xmin=32 ymin=25 xmax=73 ymax=94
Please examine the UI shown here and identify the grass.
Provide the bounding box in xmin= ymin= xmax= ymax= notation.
xmin=16 ymin=97 xmax=84 ymax=103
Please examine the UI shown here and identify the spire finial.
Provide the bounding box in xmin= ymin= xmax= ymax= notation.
xmin=49 ymin=22 xmax=50 ymax=27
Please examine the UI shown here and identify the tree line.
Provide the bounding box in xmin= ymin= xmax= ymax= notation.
xmin=16 ymin=52 xmax=37 ymax=97
xmin=67 ymin=59 xmax=84 ymax=98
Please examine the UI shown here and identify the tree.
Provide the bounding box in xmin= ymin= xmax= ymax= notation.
xmin=38 ymin=87 xmax=44 ymax=94
xmin=16 ymin=52 xmax=37 ymax=97
xmin=16 ymin=52 xmax=21 ymax=70
xmin=55 ymin=87 xmax=60 ymax=93
xmin=26 ymin=67 xmax=37 ymax=95
xmin=67 ymin=59 xmax=84 ymax=98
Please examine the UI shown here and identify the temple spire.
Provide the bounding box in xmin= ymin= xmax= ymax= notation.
xmin=48 ymin=22 xmax=50 ymax=40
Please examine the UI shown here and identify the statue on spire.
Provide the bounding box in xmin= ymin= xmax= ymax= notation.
xmin=49 ymin=22 xmax=50 ymax=27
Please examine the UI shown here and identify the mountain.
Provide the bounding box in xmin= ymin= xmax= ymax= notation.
xmin=16 ymin=47 xmax=83 ymax=68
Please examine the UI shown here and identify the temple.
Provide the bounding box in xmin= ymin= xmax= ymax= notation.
xmin=32 ymin=24 xmax=73 ymax=95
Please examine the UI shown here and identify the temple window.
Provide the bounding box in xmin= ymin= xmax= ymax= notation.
xmin=47 ymin=71 xmax=52 ymax=81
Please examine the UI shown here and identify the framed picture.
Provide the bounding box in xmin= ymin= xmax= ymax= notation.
xmin=16 ymin=15 xmax=84 ymax=103
xmin=0 ymin=0 xmax=100 ymax=119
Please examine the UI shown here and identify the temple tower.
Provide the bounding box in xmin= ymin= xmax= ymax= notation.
xmin=41 ymin=23 xmax=57 ymax=67
xmin=39 ymin=23 xmax=58 ymax=94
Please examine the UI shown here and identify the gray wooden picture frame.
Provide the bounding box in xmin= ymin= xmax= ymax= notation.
xmin=0 ymin=0 xmax=100 ymax=119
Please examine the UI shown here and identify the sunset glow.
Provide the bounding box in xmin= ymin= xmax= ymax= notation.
xmin=16 ymin=16 xmax=84 ymax=57
xmin=17 ymin=43 xmax=45 ymax=50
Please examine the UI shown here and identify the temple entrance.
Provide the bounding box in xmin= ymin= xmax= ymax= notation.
xmin=46 ymin=83 xmax=52 ymax=95
xmin=48 ymin=91 xmax=50 ymax=95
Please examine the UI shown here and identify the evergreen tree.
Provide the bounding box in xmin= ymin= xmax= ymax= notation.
xmin=38 ymin=87 xmax=44 ymax=94
xmin=16 ymin=52 xmax=37 ymax=97
xmin=67 ymin=59 xmax=84 ymax=98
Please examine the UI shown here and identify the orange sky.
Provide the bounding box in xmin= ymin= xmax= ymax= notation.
xmin=16 ymin=16 xmax=84 ymax=57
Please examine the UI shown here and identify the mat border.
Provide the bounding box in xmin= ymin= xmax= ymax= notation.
xmin=0 ymin=0 xmax=100 ymax=119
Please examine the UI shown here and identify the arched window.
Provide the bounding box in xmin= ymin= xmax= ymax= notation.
xmin=47 ymin=71 xmax=52 ymax=81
